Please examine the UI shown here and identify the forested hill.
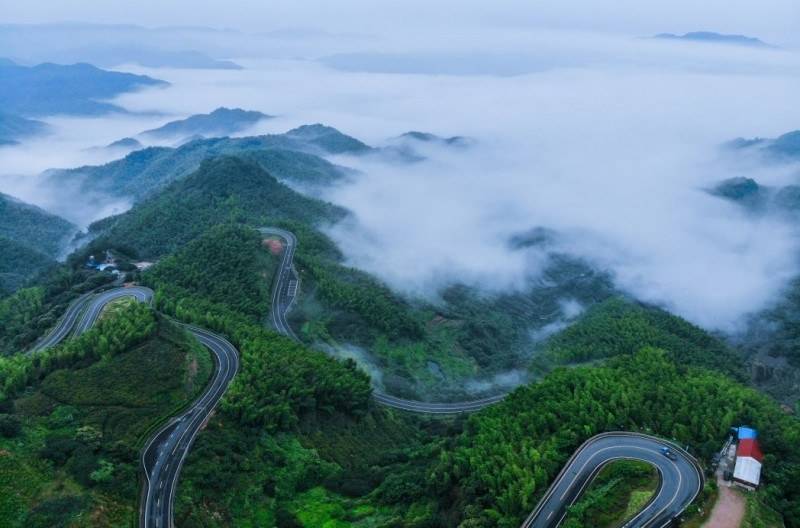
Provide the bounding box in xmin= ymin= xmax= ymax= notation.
xmin=0 ymin=192 xmax=75 ymax=292
xmin=86 ymin=156 xmax=345 ymax=258
xmin=47 ymin=125 xmax=364 ymax=200
xmin=0 ymin=238 xmax=54 ymax=295
xmin=0 ymin=192 xmax=76 ymax=257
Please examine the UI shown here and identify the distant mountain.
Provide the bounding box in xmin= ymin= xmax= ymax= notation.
xmin=88 ymin=156 xmax=345 ymax=258
xmin=47 ymin=125 xmax=367 ymax=201
xmin=706 ymin=176 xmax=800 ymax=216
xmin=397 ymin=131 xmax=472 ymax=147
xmin=90 ymin=48 xmax=241 ymax=70
xmin=0 ymin=112 xmax=48 ymax=144
xmin=0 ymin=59 xmax=167 ymax=116
xmin=106 ymin=137 xmax=143 ymax=150
xmin=0 ymin=23 xmax=243 ymax=70
xmin=0 ymin=192 xmax=76 ymax=257
xmin=654 ymin=31 xmax=774 ymax=48
xmin=140 ymin=108 xmax=272 ymax=140
xmin=726 ymin=130 xmax=800 ymax=161
xmin=707 ymin=177 xmax=767 ymax=211
xmin=378 ymin=130 xmax=473 ymax=162
xmin=282 ymin=124 xmax=372 ymax=154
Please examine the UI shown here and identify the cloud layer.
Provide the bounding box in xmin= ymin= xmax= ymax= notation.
xmin=1 ymin=26 xmax=799 ymax=332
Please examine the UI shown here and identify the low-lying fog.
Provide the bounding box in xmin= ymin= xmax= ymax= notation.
xmin=2 ymin=26 xmax=800 ymax=332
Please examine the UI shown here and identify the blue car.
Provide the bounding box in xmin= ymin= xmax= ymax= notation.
xmin=661 ymin=447 xmax=678 ymax=461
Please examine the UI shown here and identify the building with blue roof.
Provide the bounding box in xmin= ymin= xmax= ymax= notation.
xmin=737 ymin=427 xmax=758 ymax=440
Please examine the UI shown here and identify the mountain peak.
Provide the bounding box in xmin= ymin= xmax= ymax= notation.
xmin=284 ymin=124 xmax=371 ymax=154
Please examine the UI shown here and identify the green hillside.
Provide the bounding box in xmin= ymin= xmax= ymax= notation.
xmin=436 ymin=348 xmax=800 ymax=526
xmin=0 ymin=192 xmax=75 ymax=258
xmin=86 ymin=156 xmax=344 ymax=258
xmin=0 ymin=238 xmax=54 ymax=295
xmin=0 ymin=304 xmax=212 ymax=527
xmin=49 ymin=125 xmax=363 ymax=200
xmin=0 ymin=193 xmax=76 ymax=295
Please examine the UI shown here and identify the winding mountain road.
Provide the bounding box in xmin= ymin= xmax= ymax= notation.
xmin=139 ymin=324 xmax=238 ymax=528
xmin=260 ymin=227 xmax=704 ymax=525
xmin=24 ymin=229 xmax=704 ymax=528
xmin=24 ymin=285 xmax=239 ymax=528
xmin=258 ymin=227 xmax=507 ymax=414
xmin=522 ymin=433 xmax=703 ymax=528
xmin=29 ymin=291 xmax=94 ymax=353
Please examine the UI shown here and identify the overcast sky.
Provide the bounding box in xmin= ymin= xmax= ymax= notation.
xmin=1 ymin=0 xmax=798 ymax=46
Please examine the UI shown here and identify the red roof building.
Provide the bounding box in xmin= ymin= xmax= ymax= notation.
xmin=736 ymin=438 xmax=764 ymax=462
xmin=733 ymin=437 xmax=763 ymax=489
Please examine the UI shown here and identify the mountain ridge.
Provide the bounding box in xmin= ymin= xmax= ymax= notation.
xmin=0 ymin=59 xmax=167 ymax=116
xmin=654 ymin=31 xmax=774 ymax=48
xmin=140 ymin=107 xmax=272 ymax=140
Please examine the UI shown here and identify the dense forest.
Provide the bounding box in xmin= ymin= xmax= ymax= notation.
xmin=0 ymin=237 xmax=54 ymax=295
xmin=0 ymin=192 xmax=77 ymax=294
xmin=540 ymin=297 xmax=746 ymax=378
xmin=0 ymin=192 xmax=75 ymax=257
xmin=140 ymin=217 xmax=799 ymax=526
xmin=1 ymin=150 xmax=799 ymax=526
xmin=436 ymin=348 xmax=800 ymax=526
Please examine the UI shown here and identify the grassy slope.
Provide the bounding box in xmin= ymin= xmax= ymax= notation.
xmin=743 ymin=492 xmax=785 ymax=528
xmin=0 ymin=315 xmax=212 ymax=527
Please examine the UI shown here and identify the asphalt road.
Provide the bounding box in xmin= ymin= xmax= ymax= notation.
xmin=259 ymin=227 xmax=300 ymax=340
xmin=28 ymin=291 xmax=94 ymax=353
xmin=74 ymin=286 xmax=154 ymax=335
xmin=21 ymin=284 xmax=239 ymax=528
xmin=522 ymin=433 xmax=704 ymax=528
xmin=28 ymin=285 xmax=154 ymax=353
xmin=139 ymin=325 xmax=239 ymax=528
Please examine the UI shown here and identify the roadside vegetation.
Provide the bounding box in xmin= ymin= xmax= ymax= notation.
xmin=0 ymin=266 xmax=116 ymax=357
xmin=0 ymin=304 xmax=212 ymax=527
xmin=561 ymin=460 xmax=658 ymax=528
